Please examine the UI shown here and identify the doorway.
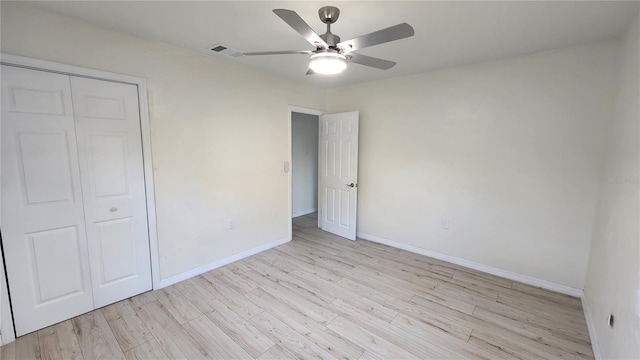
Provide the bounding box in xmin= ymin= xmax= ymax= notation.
xmin=291 ymin=112 xmax=319 ymax=219
xmin=287 ymin=106 xmax=323 ymax=239
xmin=287 ymin=106 xmax=360 ymax=241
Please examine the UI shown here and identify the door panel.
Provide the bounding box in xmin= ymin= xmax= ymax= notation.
xmin=17 ymin=130 xmax=76 ymax=204
xmin=70 ymin=76 xmax=152 ymax=308
xmin=326 ymin=188 xmax=336 ymax=222
xmin=7 ymin=86 xmax=65 ymax=115
xmin=27 ymin=226 xmax=85 ymax=303
xmin=319 ymin=112 xmax=359 ymax=240
xmin=339 ymin=190 xmax=350 ymax=227
xmin=95 ymin=217 xmax=137 ymax=284
xmin=87 ymin=133 xmax=129 ymax=197
xmin=1 ymin=66 xmax=95 ymax=336
xmin=326 ymin=140 xmax=336 ymax=176
xmin=82 ymin=95 xmax=126 ymax=120
xmin=341 ymin=141 xmax=352 ymax=177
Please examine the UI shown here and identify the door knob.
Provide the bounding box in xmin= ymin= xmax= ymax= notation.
xmin=110 ymin=207 xmax=118 ymax=212
xmin=346 ymin=183 xmax=356 ymax=188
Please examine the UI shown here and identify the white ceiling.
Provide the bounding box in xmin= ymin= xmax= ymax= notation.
xmin=24 ymin=1 xmax=640 ymax=88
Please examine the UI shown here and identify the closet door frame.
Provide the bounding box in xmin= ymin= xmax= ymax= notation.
xmin=0 ymin=53 xmax=161 ymax=344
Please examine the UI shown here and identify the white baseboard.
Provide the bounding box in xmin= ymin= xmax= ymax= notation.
xmin=581 ymin=296 xmax=602 ymax=360
xmin=292 ymin=208 xmax=317 ymax=218
xmin=157 ymin=236 xmax=291 ymax=289
xmin=356 ymin=232 xmax=584 ymax=298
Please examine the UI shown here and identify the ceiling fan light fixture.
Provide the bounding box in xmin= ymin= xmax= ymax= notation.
xmin=309 ymin=52 xmax=347 ymax=74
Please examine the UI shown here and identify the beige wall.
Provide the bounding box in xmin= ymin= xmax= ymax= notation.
xmin=0 ymin=2 xmax=325 ymax=279
xmin=584 ymin=13 xmax=640 ymax=360
xmin=326 ymin=42 xmax=621 ymax=289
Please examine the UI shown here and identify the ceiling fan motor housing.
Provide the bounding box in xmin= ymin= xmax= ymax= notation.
xmin=320 ymin=32 xmax=341 ymax=47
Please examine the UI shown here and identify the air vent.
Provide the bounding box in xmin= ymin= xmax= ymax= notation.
xmin=209 ymin=44 xmax=242 ymax=57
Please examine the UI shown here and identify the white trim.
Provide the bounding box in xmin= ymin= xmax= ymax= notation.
xmin=1 ymin=53 xmax=145 ymax=85
xmin=0 ymin=53 xmax=161 ymax=342
xmin=0 ymin=246 xmax=14 ymax=345
xmin=292 ymin=208 xmax=318 ymax=218
xmin=158 ymin=236 xmax=291 ymax=288
xmin=137 ymin=79 xmax=161 ymax=290
xmin=287 ymin=105 xmax=324 ymax=238
xmin=288 ymin=106 xmax=324 ymax=116
xmin=581 ymin=296 xmax=602 ymax=360
xmin=357 ymin=232 xmax=584 ymax=298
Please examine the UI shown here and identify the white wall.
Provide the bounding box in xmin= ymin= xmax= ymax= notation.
xmin=584 ymin=13 xmax=640 ymax=360
xmin=327 ymin=42 xmax=621 ymax=289
xmin=291 ymin=112 xmax=319 ymax=217
xmin=0 ymin=3 xmax=324 ymax=282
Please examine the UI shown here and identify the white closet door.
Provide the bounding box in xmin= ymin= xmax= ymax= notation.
xmin=70 ymin=77 xmax=152 ymax=308
xmin=1 ymin=66 xmax=94 ymax=336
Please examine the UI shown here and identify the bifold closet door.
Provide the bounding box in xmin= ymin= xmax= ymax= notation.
xmin=1 ymin=65 xmax=153 ymax=336
xmin=70 ymin=76 xmax=152 ymax=308
xmin=1 ymin=66 xmax=95 ymax=336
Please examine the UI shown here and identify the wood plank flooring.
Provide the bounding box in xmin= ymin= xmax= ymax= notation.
xmin=1 ymin=213 xmax=594 ymax=359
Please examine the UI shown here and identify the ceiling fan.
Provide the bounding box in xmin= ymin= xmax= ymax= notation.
xmin=242 ymin=6 xmax=415 ymax=75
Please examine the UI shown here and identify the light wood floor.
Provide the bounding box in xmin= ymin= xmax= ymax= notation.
xmin=1 ymin=212 xmax=593 ymax=359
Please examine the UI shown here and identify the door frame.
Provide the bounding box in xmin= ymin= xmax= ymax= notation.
xmin=0 ymin=53 xmax=161 ymax=343
xmin=287 ymin=105 xmax=324 ymax=238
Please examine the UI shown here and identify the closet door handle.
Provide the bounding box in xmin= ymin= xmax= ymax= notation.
xmin=110 ymin=207 xmax=118 ymax=212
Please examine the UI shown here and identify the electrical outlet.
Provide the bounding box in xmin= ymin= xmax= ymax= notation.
xmin=227 ymin=219 xmax=236 ymax=230
xmin=441 ymin=220 xmax=449 ymax=229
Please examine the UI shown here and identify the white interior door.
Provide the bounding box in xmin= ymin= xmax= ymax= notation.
xmin=319 ymin=111 xmax=359 ymax=240
xmin=1 ymin=66 xmax=94 ymax=336
xmin=70 ymin=77 xmax=152 ymax=308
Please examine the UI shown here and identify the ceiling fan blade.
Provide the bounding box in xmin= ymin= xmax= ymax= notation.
xmin=273 ymin=9 xmax=329 ymax=49
xmin=243 ymin=50 xmax=312 ymax=56
xmin=348 ymin=53 xmax=396 ymax=70
xmin=338 ymin=23 xmax=414 ymax=52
